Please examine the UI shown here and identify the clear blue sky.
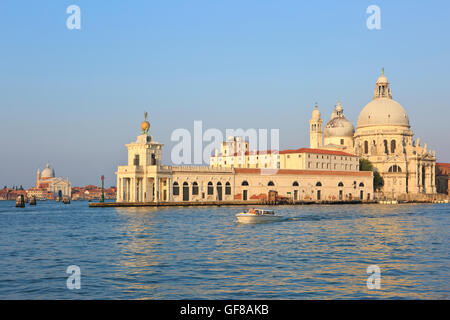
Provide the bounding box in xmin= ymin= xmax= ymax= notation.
xmin=0 ymin=0 xmax=449 ymax=188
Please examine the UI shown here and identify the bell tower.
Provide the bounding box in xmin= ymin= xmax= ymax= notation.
xmin=126 ymin=112 xmax=163 ymax=168
xmin=309 ymin=105 xmax=323 ymax=148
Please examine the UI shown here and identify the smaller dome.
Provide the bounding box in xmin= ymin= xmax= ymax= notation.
xmin=335 ymin=101 xmax=343 ymax=113
xmin=376 ymin=68 xmax=388 ymax=84
xmin=376 ymin=75 xmax=388 ymax=84
xmin=311 ymin=105 xmax=321 ymax=120
xmin=324 ymin=116 xmax=355 ymax=138
xmin=41 ymin=163 xmax=55 ymax=178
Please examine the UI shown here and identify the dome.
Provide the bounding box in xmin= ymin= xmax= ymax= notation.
xmin=357 ymin=70 xmax=410 ymax=129
xmin=41 ymin=163 xmax=55 ymax=178
xmin=324 ymin=116 xmax=355 ymax=138
xmin=357 ymin=98 xmax=410 ymax=129
xmin=311 ymin=105 xmax=321 ymax=120
xmin=376 ymin=75 xmax=388 ymax=84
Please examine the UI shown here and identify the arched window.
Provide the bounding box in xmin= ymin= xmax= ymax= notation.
xmin=173 ymin=182 xmax=179 ymax=195
xmin=225 ymin=182 xmax=231 ymax=195
xmin=388 ymin=165 xmax=402 ymax=173
xmin=384 ymin=140 xmax=389 ymax=154
xmin=316 ymin=182 xmax=322 ymax=187
xmin=359 ymin=182 xmax=365 ymax=187
xmin=268 ymin=181 xmax=275 ymax=186
xmin=391 ymin=140 xmax=396 ymax=153
xmin=338 ymin=182 xmax=344 ymax=187
xmin=207 ymin=182 xmax=214 ymax=195
xmin=241 ymin=180 xmax=249 ymax=186
xmin=293 ymin=181 xmax=299 ymax=187
xmin=364 ymin=141 xmax=369 ymax=154
xmin=192 ymin=182 xmax=199 ymax=195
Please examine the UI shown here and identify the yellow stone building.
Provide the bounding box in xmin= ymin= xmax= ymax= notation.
xmin=116 ymin=115 xmax=374 ymax=203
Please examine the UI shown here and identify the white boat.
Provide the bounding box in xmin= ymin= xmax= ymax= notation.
xmin=236 ymin=209 xmax=284 ymax=224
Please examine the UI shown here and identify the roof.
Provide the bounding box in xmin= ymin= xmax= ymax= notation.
xmin=234 ymin=168 xmax=372 ymax=176
xmin=213 ymin=147 xmax=357 ymax=157
xmin=437 ymin=163 xmax=450 ymax=168
xmin=279 ymin=148 xmax=356 ymax=156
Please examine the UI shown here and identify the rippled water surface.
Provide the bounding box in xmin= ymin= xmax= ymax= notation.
xmin=0 ymin=201 xmax=448 ymax=299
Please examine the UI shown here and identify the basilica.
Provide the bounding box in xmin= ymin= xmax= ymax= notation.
xmin=310 ymin=70 xmax=437 ymax=198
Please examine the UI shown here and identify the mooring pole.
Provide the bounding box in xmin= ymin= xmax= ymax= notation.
xmin=100 ymin=175 xmax=105 ymax=203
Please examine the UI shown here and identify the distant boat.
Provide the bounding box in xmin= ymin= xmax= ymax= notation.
xmin=236 ymin=208 xmax=284 ymax=224
xmin=379 ymin=200 xmax=398 ymax=204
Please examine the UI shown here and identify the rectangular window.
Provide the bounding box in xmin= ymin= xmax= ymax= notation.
xmin=133 ymin=154 xmax=140 ymax=166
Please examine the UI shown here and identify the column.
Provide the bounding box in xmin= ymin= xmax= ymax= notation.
xmin=143 ymin=177 xmax=148 ymax=202
xmin=418 ymin=164 xmax=422 ymax=193
xmin=117 ymin=177 xmax=121 ymax=202
xmin=431 ymin=164 xmax=435 ymax=193
xmin=155 ymin=176 xmax=159 ymax=202
xmin=127 ymin=178 xmax=130 ymax=202
xmin=168 ymin=177 xmax=173 ymax=202
xmin=424 ymin=165 xmax=430 ymax=194
xmin=130 ymin=178 xmax=136 ymax=202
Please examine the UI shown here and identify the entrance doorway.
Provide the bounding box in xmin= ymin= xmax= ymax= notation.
xmin=243 ymin=190 xmax=248 ymax=201
xmin=217 ymin=182 xmax=222 ymax=201
xmin=183 ymin=182 xmax=189 ymax=201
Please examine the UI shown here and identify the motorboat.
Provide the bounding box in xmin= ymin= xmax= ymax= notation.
xmin=236 ymin=208 xmax=284 ymax=224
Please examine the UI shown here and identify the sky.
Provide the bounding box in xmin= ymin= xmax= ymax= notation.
xmin=0 ymin=0 xmax=449 ymax=188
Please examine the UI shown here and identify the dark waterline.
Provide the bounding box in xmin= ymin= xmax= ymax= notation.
xmin=0 ymin=201 xmax=448 ymax=299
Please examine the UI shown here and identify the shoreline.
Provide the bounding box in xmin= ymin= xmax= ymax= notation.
xmin=88 ymin=199 xmax=448 ymax=208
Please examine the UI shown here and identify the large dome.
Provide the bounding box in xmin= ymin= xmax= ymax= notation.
xmin=357 ymin=70 xmax=410 ymax=129
xmin=357 ymin=98 xmax=410 ymax=129
xmin=41 ymin=163 xmax=55 ymax=179
xmin=324 ymin=116 xmax=355 ymax=138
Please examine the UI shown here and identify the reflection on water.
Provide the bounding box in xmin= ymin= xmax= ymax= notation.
xmin=0 ymin=201 xmax=448 ymax=299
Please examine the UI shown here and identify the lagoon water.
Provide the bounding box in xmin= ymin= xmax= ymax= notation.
xmin=0 ymin=201 xmax=448 ymax=299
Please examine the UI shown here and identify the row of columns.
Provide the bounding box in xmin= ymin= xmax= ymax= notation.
xmin=416 ymin=162 xmax=435 ymax=194
xmin=117 ymin=176 xmax=173 ymax=203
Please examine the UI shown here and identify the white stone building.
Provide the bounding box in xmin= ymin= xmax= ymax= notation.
xmin=310 ymin=70 xmax=437 ymax=197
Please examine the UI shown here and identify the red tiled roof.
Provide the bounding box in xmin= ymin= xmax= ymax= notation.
xmin=234 ymin=168 xmax=372 ymax=176
xmin=279 ymin=148 xmax=356 ymax=156
xmin=213 ymin=147 xmax=356 ymax=157
xmin=437 ymin=163 xmax=450 ymax=168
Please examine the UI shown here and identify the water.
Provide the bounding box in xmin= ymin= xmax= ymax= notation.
xmin=0 ymin=201 xmax=448 ymax=299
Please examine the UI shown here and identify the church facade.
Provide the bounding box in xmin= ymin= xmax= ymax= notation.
xmin=310 ymin=70 xmax=437 ymax=198
xmin=27 ymin=163 xmax=72 ymax=200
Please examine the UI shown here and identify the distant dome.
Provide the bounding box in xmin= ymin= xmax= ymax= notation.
xmin=357 ymin=98 xmax=410 ymax=129
xmin=325 ymin=116 xmax=355 ymax=138
xmin=41 ymin=163 xmax=55 ymax=178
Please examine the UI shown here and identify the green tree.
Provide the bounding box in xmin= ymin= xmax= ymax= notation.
xmin=359 ymin=158 xmax=384 ymax=191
